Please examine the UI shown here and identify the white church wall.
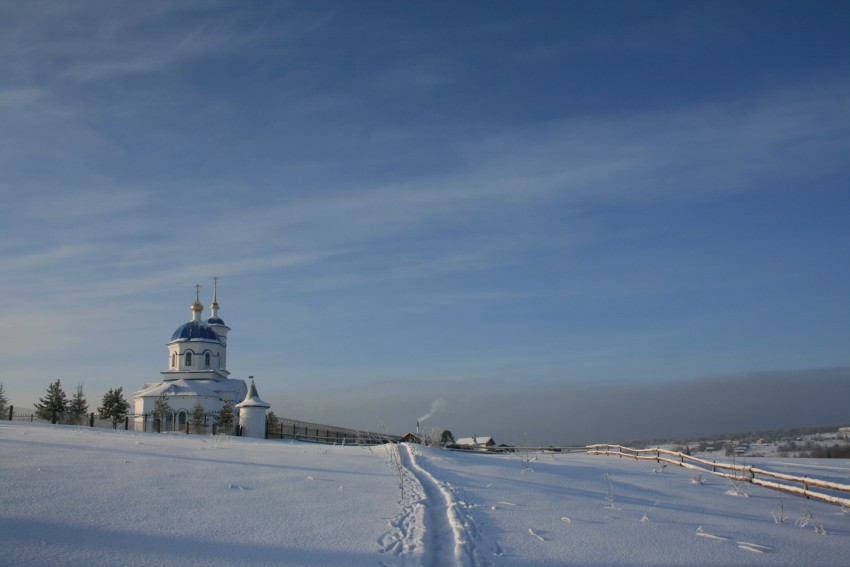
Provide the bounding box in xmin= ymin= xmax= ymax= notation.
xmin=239 ymin=407 xmax=266 ymax=439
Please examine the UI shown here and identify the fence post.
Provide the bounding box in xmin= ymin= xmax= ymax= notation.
xmin=186 ymin=420 xmax=190 ymax=435
xmin=8 ymin=405 xmax=12 ymax=420
xmin=89 ymin=413 xmax=94 ymax=427
xmin=124 ymin=416 xmax=129 ymax=430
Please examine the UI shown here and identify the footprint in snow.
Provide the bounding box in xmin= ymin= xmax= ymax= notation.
xmin=737 ymin=541 xmax=772 ymax=553
xmin=695 ymin=526 xmax=728 ymax=541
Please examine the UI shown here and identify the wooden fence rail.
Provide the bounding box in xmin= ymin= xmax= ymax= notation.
xmin=586 ymin=444 xmax=850 ymax=508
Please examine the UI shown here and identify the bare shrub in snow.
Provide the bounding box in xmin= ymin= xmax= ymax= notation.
xmin=517 ymin=449 xmax=535 ymax=472
xmin=641 ymin=499 xmax=661 ymax=523
xmin=771 ymin=495 xmax=786 ymax=524
xmin=796 ymin=504 xmax=827 ymax=535
xmin=725 ymin=453 xmax=749 ymax=497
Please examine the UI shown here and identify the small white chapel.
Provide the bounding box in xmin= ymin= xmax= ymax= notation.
xmin=133 ymin=280 xmax=269 ymax=435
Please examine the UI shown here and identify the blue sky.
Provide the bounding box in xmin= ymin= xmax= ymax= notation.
xmin=1 ymin=1 xmax=848 ymax=444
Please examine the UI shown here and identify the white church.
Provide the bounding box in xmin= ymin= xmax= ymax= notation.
xmin=133 ymin=281 xmax=270 ymax=437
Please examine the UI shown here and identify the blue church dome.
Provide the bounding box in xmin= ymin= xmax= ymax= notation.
xmin=207 ymin=317 xmax=226 ymax=325
xmin=170 ymin=320 xmax=221 ymax=342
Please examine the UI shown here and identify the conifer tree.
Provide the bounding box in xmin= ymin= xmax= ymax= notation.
xmin=266 ymin=410 xmax=280 ymax=436
xmin=440 ymin=429 xmax=456 ymax=446
xmin=98 ymin=387 xmax=129 ymax=429
xmin=216 ymin=400 xmax=235 ymax=434
xmin=0 ymin=382 xmax=8 ymax=418
xmin=34 ymin=379 xmax=68 ymax=424
xmin=67 ymin=383 xmax=89 ymax=425
xmin=191 ymin=402 xmax=206 ymax=433
xmin=152 ymin=395 xmax=172 ymax=431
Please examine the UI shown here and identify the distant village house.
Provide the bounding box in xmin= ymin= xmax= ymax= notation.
xmin=454 ymin=436 xmax=496 ymax=451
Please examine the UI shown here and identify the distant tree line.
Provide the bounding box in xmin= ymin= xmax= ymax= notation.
xmin=625 ymin=422 xmax=850 ymax=449
xmin=777 ymin=440 xmax=850 ymax=459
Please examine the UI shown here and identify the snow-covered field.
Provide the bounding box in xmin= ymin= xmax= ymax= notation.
xmin=2 ymin=422 xmax=849 ymax=566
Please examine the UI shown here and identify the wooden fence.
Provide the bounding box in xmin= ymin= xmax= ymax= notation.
xmin=586 ymin=444 xmax=850 ymax=508
xmin=267 ymin=418 xmax=393 ymax=445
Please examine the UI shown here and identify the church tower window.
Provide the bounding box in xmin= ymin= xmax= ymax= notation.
xmin=205 ymin=352 xmax=211 ymax=367
xmin=185 ymin=352 xmax=192 ymax=367
xmin=171 ymin=353 xmax=176 ymax=368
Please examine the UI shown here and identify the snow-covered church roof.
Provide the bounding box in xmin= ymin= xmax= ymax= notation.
xmin=136 ymin=379 xmax=245 ymax=399
xmin=236 ymin=379 xmax=270 ymax=409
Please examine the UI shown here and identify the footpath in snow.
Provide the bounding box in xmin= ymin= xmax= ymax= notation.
xmin=378 ymin=444 xmax=502 ymax=566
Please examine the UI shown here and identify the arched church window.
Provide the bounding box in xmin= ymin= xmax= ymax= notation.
xmin=205 ymin=352 xmax=211 ymax=367
xmin=171 ymin=353 xmax=176 ymax=368
xmin=185 ymin=352 xmax=192 ymax=367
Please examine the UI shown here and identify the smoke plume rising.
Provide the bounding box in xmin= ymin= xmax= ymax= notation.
xmin=418 ymin=399 xmax=448 ymax=423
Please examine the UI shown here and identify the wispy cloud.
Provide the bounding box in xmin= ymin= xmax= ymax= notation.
xmin=26 ymin=189 xmax=151 ymax=220
xmin=3 ymin=80 xmax=846 ymax=303
xmin=171 ymin=80 xmax=850 ymax=293
xmin=452 ymin=82 xmax=850 ymax=205
xmin=0 ymin=1 xmax=336 ymax=85
xmin=1 ymin=243 xmax=104 ymax=274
